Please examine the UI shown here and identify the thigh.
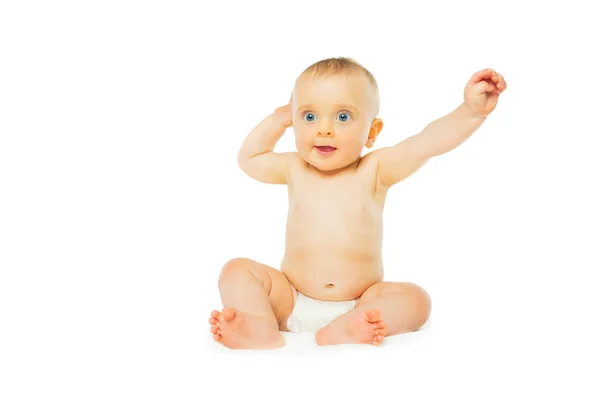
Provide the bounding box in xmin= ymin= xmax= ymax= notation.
xmin=356 ymin=281 xmax=430 ymax=308
xmin=230 ymin=258 xmax=295 ymax=331
xmin=356 ymin=281 xmax=391 ymax=307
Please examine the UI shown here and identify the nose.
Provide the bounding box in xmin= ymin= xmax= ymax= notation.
xmin=317 ymin=124 xmax=334 ymax=137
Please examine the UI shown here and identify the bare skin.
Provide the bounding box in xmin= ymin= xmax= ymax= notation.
xmin=209 ymin=308 xmax=284 ymax=350
xmin=209 ymin=67 xmax=505 ymax=348
xmin=209 ymin=151 xmax=431 ymax=348
xmin=210 ymin=66 xmax=505 ymax=348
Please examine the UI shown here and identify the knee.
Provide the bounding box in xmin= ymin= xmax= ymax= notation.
xmin=218 ymin=258 xmax=269 ymax=288
xmin=219 ymin=258 xmax=252 ymax=279
xmin=408 ymin=284 xmax=432 ymax=330
xmin=393 ymin=282 xmax=431 ymax=331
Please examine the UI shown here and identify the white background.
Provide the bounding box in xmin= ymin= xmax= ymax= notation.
xmin=1 ymin=0 xmax=599 ymax=398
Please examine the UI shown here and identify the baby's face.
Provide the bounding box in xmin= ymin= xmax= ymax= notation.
xmin=292 ymin=73 xmax=381 ymax=172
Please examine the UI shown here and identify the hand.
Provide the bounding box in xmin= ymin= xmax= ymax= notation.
xmin=273 ymin=92 xmax=293 ymax=128
xmin=463 ymin=68 xmax=507 ymax=118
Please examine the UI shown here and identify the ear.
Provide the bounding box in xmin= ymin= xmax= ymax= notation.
xmin=365 ymin=118 xmax=383 ymax=148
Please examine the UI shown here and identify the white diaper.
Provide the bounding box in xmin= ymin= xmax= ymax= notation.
xmin=286 ymin=291 xmax=357 ymax=333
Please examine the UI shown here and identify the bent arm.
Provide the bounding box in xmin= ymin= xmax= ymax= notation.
xmin=237 ymin=114 xmax=292 ymax=185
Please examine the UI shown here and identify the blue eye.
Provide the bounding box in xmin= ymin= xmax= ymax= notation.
xmin=304 ymin=112 xmax=315 ymax=122
xmin=337 ymin=112 xmax=350 ymax=122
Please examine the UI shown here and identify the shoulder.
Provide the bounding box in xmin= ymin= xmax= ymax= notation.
xmin=357 ymin=150 xmax=387 ymax=193
xmin=357 ymin=150 xmax=379 ymax=169
xmin=357 ymin=150 xmax=382 ymax=178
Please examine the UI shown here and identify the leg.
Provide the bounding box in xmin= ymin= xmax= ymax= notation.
xmin=208 ymin=258 xmax=294 ymax=349
xmin=315 ymin=282 xmax=431 ymax=346
xmin=355 ymin=282 xmax=431 ymax=335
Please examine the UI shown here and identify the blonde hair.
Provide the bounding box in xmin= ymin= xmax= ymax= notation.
xmin=298 ymin=56 xmax=380 ymax=117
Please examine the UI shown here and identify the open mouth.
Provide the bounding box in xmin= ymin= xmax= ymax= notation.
xmin=315 ymin=146 xmax=337 ymax=155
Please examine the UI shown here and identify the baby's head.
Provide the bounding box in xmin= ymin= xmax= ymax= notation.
xmin=291 ymin=57 xmax=383 ymax=172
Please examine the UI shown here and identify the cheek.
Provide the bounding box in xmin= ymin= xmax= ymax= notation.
xmin=340 ymin=127 xmax=366 ymax=146
xmin=293 ymin=129 xmax=312 ymax=150
xmin=346 ymin=138 xmax=365 ymax=152
xmin=295 ymin=127 xmax=311 ymax=142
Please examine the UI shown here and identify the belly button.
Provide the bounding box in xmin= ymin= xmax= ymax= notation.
xmin=325 ymin=283 xmax=335 ymax=288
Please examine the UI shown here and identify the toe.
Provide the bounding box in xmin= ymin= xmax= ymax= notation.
xmin=375 ymin=320 xmax=385 ymax=329
xmin=211 ymin=310 xmax=221 ymax=319
xmin=213 ymin=334 xmax=222 ymax=342
xmin=375 ymin=328 xmax=385 ymax=336
xmin=222 ymin=307 xmax=236 ymax=321
xmin=375 ymin=335 xmax=384 ymax=344
xmin=365 ymin=309 xmax=381 ymax=322
xmin=209 ymin=317 xmax=218 ymax=325
xmin=210 ymin=326 xmax=218 ymax=334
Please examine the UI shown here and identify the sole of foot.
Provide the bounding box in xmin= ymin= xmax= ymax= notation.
xmin=315 ymin=309 xmax=386 ymax=346
xmin=209 ymin=307 xmax=285 ymax=350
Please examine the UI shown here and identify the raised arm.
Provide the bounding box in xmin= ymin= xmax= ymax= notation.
xmin=372 ymin=103 xmax=486 ymax=187
xmin=237 ymin=98 xmax=294 ymax=185
xmin=372 ymin=68 xmax=507 ymax=188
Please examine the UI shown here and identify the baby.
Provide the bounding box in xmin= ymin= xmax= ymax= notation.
xmin=209 ymin=57 xmax=507 ymax=349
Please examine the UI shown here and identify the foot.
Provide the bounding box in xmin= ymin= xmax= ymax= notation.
xmin=208 ymin=307 xmax=285 ymax=350
xmin=315 ymin=308 xmax=387 ymax=346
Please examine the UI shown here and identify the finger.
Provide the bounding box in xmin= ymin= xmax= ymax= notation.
xmin=498 ymin=74 xmax=507 ymax=89
xmin=470 ymin=68 xmax=495 ymax=84
xmin=491 ymin=71 xmax=503 ymax=83
xmin=474 ymin=80 xmax=495 ymax=93
xmin=494 ymin=82 xmax=505 ymax=94
xmin=491 ymin=73 xmax=505 ymax=91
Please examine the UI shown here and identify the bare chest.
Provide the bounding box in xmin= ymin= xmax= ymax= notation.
xmin=285 ymin=157 xmax=387 ymax=245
